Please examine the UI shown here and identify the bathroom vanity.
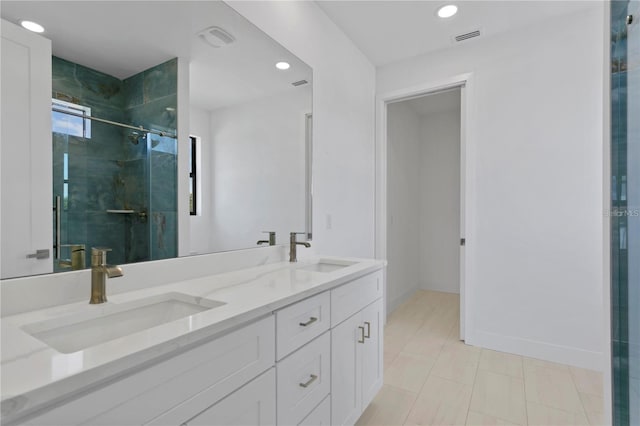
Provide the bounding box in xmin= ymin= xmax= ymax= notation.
xmin=0 ymin=256 xmax=385 ymax=426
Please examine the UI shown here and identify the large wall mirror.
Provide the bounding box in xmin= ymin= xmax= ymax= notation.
xmin=0 ymin=1 xmax=312 ymax=279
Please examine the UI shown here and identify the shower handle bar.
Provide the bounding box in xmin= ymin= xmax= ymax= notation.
xmin=51 ymin=107 xmax=177 ymax=139
xmin=54 ymin=195 xmax=61 ymax=260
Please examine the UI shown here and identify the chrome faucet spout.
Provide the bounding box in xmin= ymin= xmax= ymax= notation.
xmin=103 ymin=265 xmax=123 ymax=278
xmin=257 ymin=231 xmax=276 ymax=246
xmin=289 ymin=232 xmax=311 ymax=262
xmin=90 ymin=248 xmax=123 ymax=304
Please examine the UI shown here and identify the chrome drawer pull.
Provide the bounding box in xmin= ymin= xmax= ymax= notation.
xmin=26 ymin=249 xmax=50 ymax=260
xmin=299 ymin=316 xmax=318 ymax=327
xmin=299 ymin=374 xmax=318 ymax=388
xmin=358 ymin=326 xmax=365 ymax=343
xmin=364 ymin=321 xmax=371 ymax=338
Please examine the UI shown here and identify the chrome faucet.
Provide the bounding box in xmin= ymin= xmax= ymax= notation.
xmin=90 ymin=247 xmax=123 ymax=304
xmin=257 ymin=231 xmax=276 ymax=246
xmin=289 ymin=232 xmax=311 ymax=262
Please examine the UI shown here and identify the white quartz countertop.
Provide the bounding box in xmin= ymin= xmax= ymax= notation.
xmin=1 ymin=256 xmax=385 ymax=421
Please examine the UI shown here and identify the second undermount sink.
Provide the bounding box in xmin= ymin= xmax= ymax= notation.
xmin=22 ymin=293 xmax=225 ymax=354
xmin=297 ymin=259 xmax=357 ymax=273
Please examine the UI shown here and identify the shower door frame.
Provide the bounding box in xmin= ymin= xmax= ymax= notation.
xmin=375 ymin=72 xmax=474 ymax=342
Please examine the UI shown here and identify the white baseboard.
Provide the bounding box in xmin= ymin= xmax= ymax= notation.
xmin=419 ymin=282 xmax=460 ymax=294
xmin=470 ymin=330 xmax=604 ymax=372
xmin=387 ymin=285 xmax=419 ymax=315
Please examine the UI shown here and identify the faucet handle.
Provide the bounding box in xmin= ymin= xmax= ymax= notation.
xmin=258 ymin=231 xmax=276 ymax=246
xmin=91 ymin=247 xmax=112 ymax=265
xmin=91 ymin=247 xmax=112 ymax=254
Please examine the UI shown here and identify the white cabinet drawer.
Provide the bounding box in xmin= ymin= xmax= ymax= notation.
xmin=277 ymin=332 xmax=330 ymax=426
xmin=24 ymin=316 xmax=275 ymax=426
xmin=331 ymin=270 xmax=382 ymax=327
xmin=164 ymin=369 xmax=275 ymax=426
xmin=298 ymin=396 xmax=330 ymax=426
xmin=276 ymin=291 xmax=330 ymax=360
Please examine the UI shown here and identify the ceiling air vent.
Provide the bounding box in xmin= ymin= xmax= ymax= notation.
xmin=291 ymin=80 xmax=309 ymax=87
xmin=454 ymin=29 xmax=481 ymax=43
xmin=198 ymin=26 xmax=235 ymax=48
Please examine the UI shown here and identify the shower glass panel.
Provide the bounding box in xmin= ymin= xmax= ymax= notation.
xmin=611 ymin=1 xmax=639 ymax=425
xmin=51 ymin=56 xmax=178 ymax=272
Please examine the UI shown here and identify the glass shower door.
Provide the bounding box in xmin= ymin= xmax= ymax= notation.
xmin=611 ymin=1 xmax=639 ymax=425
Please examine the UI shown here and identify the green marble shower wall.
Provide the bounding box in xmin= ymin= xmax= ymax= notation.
xmin=123 ymin=58 xmax=178 ymax=261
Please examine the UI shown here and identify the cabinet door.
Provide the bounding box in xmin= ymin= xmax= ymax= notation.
xmin=361 ymin=299 xmax=383 ymax=409
xmin=277 ymin=332 xmax=330 ymax=426
xmin=1 ymin=20 xmax=53 ymax=278
xmin=185 ymin=369 xmax=275 ymax=426
xmin=298 ymin=396 xmax=330 ymax=426
xmin=331 ymin=312 xmax=363 ymax=426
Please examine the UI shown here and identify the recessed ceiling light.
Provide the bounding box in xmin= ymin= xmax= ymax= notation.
xmin=437 ymin=4 xmax=458 ymax=18
xmin=20 ymin=20 xmax=45 ymax=33
xmin=275 ymin=62 xmax=290 ymax=70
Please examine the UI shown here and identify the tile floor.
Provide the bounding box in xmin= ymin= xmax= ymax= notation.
xmin=356 ymin=290 xmax=605 ymax=426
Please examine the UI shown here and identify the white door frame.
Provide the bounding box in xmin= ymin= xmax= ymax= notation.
xmin=375 ymin=73 xmax=475 ymax=342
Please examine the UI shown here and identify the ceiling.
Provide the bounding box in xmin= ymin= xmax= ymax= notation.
xmin=401 ymin=88 xmax=461 ymax=116
xmin=0 ymin=1 xmax=312 ymax=111
xmin=316 ymin=1 xmax=599 ymax=67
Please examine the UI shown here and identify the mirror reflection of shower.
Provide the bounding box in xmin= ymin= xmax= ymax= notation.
xmin=51 ymin=56 xmax=178 ymax=272
xmin=128 ymin=131 xmax=146 ymax=145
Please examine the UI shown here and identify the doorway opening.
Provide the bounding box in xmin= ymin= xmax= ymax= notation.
xmin=376 ymin=75 xmax=472 ymax=342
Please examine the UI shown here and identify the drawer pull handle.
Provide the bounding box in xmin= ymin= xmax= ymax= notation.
xmin=299 ymin=374 xmax=318 ymax=388
xmin=358 ymin=326 xmax=365 ymax=343
xmin=299 ymin=317 xmax=318 ymax=327
xmin=364 ymin=321 xmax=371 ymax=338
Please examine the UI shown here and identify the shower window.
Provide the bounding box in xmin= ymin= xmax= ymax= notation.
xmin=52 ymin=98 xmax=91 ymax=138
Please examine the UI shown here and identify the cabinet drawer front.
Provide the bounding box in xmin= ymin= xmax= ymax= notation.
xmin=276 ymin=291 xmax=330 ymax=360
xmin=24 ymin=316 xmax=275 ymax=426
xmin=331 ymin=270 xmax=382 ymax=327
xmin=185 ymin=369 xmax=275 ymax=426
xmin=298 ymin=395 xmax=330 ymax=426
xmin=277 ymin=332 xmax=330 ymax=426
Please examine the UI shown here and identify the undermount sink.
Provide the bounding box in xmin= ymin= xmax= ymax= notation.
xmin=22 ymin=293 xmax=225 ymax=354
xmin=297 ymin=259 xmax=357 ymax=273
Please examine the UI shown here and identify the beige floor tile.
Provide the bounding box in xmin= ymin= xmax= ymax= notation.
xmin=524 ymin=361 xmax=584 ymax=413
xmin=430 ymin=342 xmax=481 ymax=385
xmin=479 ymin=349 xmax=524 ymax=379
xmin=578 ymin=393 xmax=605 ymax=425
xmin=356 ymin=385 xmax=417 ymax=426
xmin=385 ymin=319 xmax=423 ymax=342
xmin=526 ymin=402 xmax=589 ymax=426
xmin=384 ymin=352 xmax=436 ymax=393
xmin=405 ymin=375 xmax=473 ymax=426
xmin=385 ymin=331 xmax=412 ymax=356
xmin=402 ymin=334 xmax=447 ymax=359
xmin=469 ymin=370 xmax=527 ymax=425
xmin=466 ymin=411 xmax=522 ymax=425
xmin=385 ymin=349 xmax=400 ymax=371
xmin=569 ymin=367 xmax=603 ymax=396
xmin=415 ymin=318 xmax=455 ymax=340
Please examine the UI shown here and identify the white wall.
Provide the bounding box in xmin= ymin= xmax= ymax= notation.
xmin=228 ymin=1 xmax=376 ymax=258
xmin=189 ymin=106 xmax=212 ymax=255
xmin=378 ymin=5 xmax=605 ymax=369
xmin=208 ymin=87 xmax=310 ymax=252
xmin=419 ymin=108 xmax=461 ymax=294
xmin=386 ymin=102 xmax=421 ymax=311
